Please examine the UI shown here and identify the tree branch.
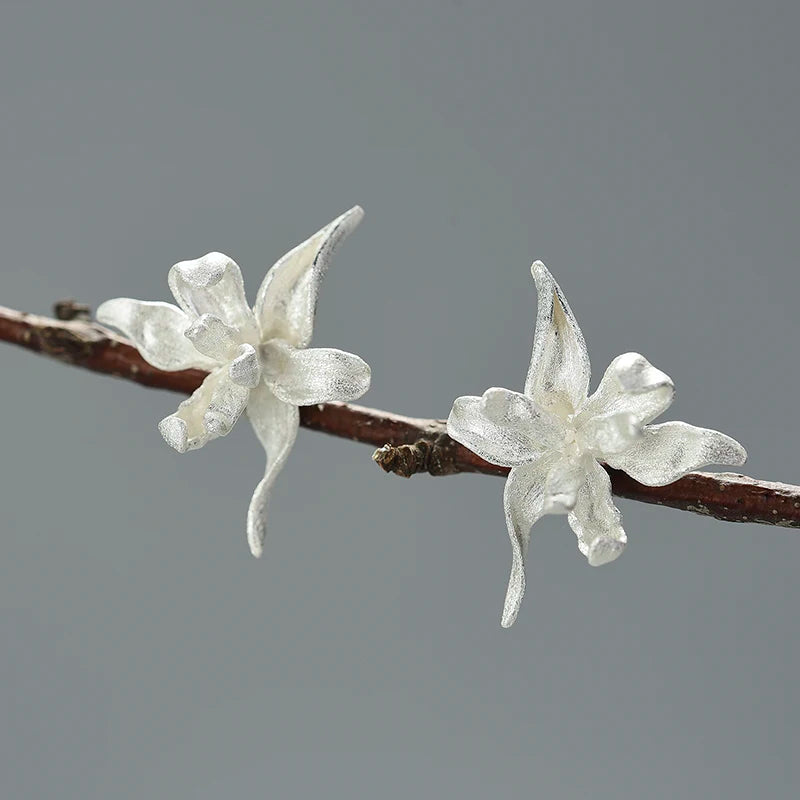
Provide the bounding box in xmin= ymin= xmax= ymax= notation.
xmin=2 ymin=303 xmax=799 ymax=529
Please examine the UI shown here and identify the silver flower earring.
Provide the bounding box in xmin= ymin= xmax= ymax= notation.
xmin=97 ymin=207 xmax=371 ymax=557
xmin=447 ymin=261 xmax=746 ymax=628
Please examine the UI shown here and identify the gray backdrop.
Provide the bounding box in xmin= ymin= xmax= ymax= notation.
xmin=1 ymin=1 xmax=798 ymax=797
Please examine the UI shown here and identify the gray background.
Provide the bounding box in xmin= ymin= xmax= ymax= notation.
xmin=1 ymin=1 xmax=798 ymax=797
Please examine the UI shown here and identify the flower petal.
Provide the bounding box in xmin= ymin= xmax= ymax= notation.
xmin=579 ymin=352 xmax=674 ymax=427
xmin=567 ymin=460 xmax=627 ymax=566
xmin=447 ymin=389 xmax=563 ymax=468
xmin=502 ymin=454 xmax=558 ymax=627
xmin=524 ymin=261 xmax=591 ymax=414
xmin=605 ymin=421 xmax=747 ymax=486
xmin=158 ymin=367 xmax=249 ymax=453
xmin=96 ymin=298 xmax=217 ymax=371
xmin=229 ymin=344 xmax=262 ymax=389
xmin=579 ymin=411 xmax=641 ymax=456
xmin=542 ymin=455 xmax=587 ymax=514
xmin=254 ymin=206 xmax=364 ymax=348
xmin=168 ymin=252 xmax=258 ymax=338
xmin=184 ymin=313 xmax=241 ymax=362
xmin=246 ymin=383 xmax=300 ymax=558
xmin=261 ymin=340 xmax=371 ymax=406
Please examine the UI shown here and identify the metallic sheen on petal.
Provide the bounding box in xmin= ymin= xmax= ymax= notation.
xmin=606 ymin=421 xmax=747 ymax=486
xmin=579 ymin=411 xmax=641 ymax=455
xmin=481 ymin=387 xmax=563 ymax=446
xmin=96 ymin=298 xmax=216 ymax=371
xmin=524 ymin=261 xmax=591 ymax=414
xmin=158 ymin=368 xmax=249 ymax=453
xmin=254 ymin=206 xmax=364 ymax=348
xmin=502 ymin=454 xmax=558 ymax=627
xmin=567 ymin=460 xmax=627 ymax=566
xmin=229 ymin=343 xmax=262 ymax=388
xmin=261 ymin=340 xmax=371 ymax=405
xmin=579 ymin=352 xmax=674 ymax=427
xmin=246 ymin=383 xmax=300 ymax=558
xmin=184 ymin=313 xmax=241 ymax=362
xmin=542 ymin=455 xmax=587 ymax=514
xmin=169 ymin=252 xmax=258 ymax=338
xmin=447 ymin=390 xmax=563 ymax=468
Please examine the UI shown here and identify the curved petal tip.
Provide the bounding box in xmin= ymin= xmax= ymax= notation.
xmin=587 ymin=534 xmax=627 ymax=567
xmin=530 ymin=259 xmax=548 ymax=279
xmin=248 ymin=534 xmax=264 ymax=559
xmin=158 ymin=415 xmax=190 ymax=453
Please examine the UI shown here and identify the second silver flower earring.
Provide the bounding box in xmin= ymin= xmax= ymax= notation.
xmin=447 ymin=262 xmax=747 ymax=627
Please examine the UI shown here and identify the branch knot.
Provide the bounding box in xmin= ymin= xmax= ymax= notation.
xmin=372 ymin=434 xmax=461 ymax=477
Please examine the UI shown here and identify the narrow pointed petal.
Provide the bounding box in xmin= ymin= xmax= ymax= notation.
xmin=96 ymin=298 xmax=217 ymax=371
xmin=447 ymin=388 xmax=563 ymax=469
xmin=261 ymin=340 xmax=371 ymax=405
xmin=606 ymin=421 xmax=747 ymax=486
xmin=524 ymin=261 xmax=591 ymax=413
xmin=169 ymin=252 xmax=258 ymax=338
xmin=580 ymin=352 xmax=674 ymax=427
xmin=501 ymin=454 xmax=558 ymax=627
xmin=184 ymin=313 xmax=241 ymax=362
xmin=158 ymin=368 xmax=249 ymax=453
xmin=567 ymin=460 xmax=627 ymax=566
xmin=542 ymin=455 xmax=587 ymax=514
xmin=246 ymin=383 xmax=300 ymax=558
xmin=254 ymin=206 xmax=364 ymax=348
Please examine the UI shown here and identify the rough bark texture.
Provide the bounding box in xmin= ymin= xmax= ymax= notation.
xmin=2 ymin=303 xmax=800 ymax=529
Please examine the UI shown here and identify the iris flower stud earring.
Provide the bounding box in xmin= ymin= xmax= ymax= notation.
xmin=97 ymin=206 xmax=371 ymax=557
xmin=447 ymin=261 xmax=747 ymax=628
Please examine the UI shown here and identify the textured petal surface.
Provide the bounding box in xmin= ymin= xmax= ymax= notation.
xmin=567 ymin=460 xmax=627 ymax=566
xmin=501 ymin=454 xmax=558 ymax=627
xmin=96 ymin=298 xmax=217 ymax=371
xmin=228 ymin=343 xmax=262 ymax=388
xmin=158 ymin=367 xmax=249 ymax=453
xmin=606 ymin=421 xmax=747 ymax=486
xmin=542 ymin=455 xmax=587 ymax=514
xmin=169 ymin=252 xmax=258 ymax=338
xmin=254 ymin=206 xmax=364 ymax=348
xmin=447 ymin=389 xmax=563 ymax=468
xmin=184 ymin=313 xmax=241 ymax=362
xmin=579 ymin=352 xmax=674 ymax=427
xmin=579 ymin=411 xmax=641 ymax=456
xmin=261 ymin=340 xmax=371 ymax=406
xmin=524 ymin=261 xmax=591 ymax=414
xmin=246 ymin=383 xmax=300 ymax=558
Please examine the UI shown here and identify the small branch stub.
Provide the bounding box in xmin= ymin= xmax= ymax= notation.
xmin=372 ymin=435 xmax=463 ymax=477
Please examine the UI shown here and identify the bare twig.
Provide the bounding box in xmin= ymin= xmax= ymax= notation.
xmin=2 ymin=303 xmax=799 ymax=529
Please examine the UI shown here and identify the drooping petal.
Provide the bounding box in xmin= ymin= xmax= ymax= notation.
xmin=184 ymin=313 xmax=241 ymax=362
xmin=605 ymin=421 xmax=747 ymax=486
xmin=501 ymin=454 xmax=558 ymax=628
xmin=579 ymin=411 xmax=641 ymax=456
xmin=579 ymin=352 xmax=674 ymax=427
xmin=254 ymin=206 xmax=364 ymax=348
xmin=168 ymin=252 xmax=258 ymax=338
xmin=447 ymin=388 xmax=563 ymax=469
xmin=245 ymin=383 xmax=300 ymax=558
xmin=524 ymin=261 xmax=591 ymax=414
xmin=261 ymin=340 xmax=371 ymax=405
xmin=229 ymin=344 xmax=262 ymax=389
xmin=542 ymin=455 xmax=587 ymax=514
xmin=567 ymin=460 xmax=627 ymax=567
xmin=96 ymin=298 xmax=217 ymax=371
xmin=158 ymin=367 xmax=249 ymax=453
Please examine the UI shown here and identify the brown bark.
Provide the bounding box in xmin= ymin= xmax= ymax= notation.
xmin=2 ymin=303 xmax=799 ymax=529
